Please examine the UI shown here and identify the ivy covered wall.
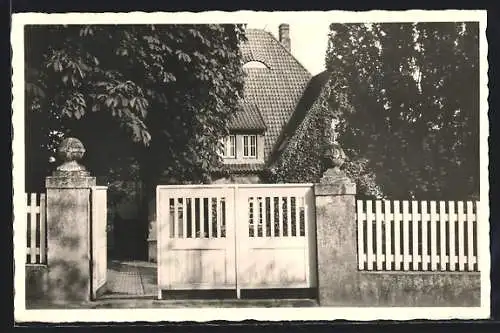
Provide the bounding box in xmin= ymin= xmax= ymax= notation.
xmin=268 ymin=75 xmax=382 ymax=199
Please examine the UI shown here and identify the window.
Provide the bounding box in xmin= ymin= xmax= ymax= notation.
xmin=222 ymin=135 xmax=236 ymax=158
xmin=243 ymin=135 xmax=257 ymax=158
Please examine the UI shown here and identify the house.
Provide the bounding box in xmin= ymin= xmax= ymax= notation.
xmin=147 ymin=25 xmax=332 ymax=261
xmin=212 ymin=24 xmax=326 ymax=184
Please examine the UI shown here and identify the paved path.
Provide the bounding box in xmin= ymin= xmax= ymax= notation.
xmin=103 ymin=260 xmax=157 ymax=298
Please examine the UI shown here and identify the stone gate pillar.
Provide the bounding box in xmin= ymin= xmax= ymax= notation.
xmin=45 ymin=138 xmax=95 ymax=303
xmin=314 ymin=140 xmax=358 ymax=306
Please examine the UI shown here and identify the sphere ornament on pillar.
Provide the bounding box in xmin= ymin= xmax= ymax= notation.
xmin=54 ymin=137 xmax=90 ymax=176
xmin=320 ymin=118 xmax=349 ymax=184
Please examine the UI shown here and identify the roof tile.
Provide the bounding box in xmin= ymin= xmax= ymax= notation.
xmin=240 ymin=29 xmax=312 ymax=160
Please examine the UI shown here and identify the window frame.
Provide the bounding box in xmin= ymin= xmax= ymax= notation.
xmin=222 ymin=135 xmax=236 ymax=158
xmin=243 ymin=134 xmax=257 ymax=158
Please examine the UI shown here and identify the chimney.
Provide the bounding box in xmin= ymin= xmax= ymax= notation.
xmin=279 ymin=23 xmax=291 ymax=52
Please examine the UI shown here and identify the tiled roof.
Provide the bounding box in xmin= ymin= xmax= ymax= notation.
xmin=226 ymin=163 xmax=265 ymax=173
xmin=240 ymin=29 xmax=312 ymax=161
xmin=269 ymin=70 xmax=331 ymax=164
xmin=229 ymin=100 xmax=266 ymax=132
xmin=213 ymin=162 xmax=265 ymax=174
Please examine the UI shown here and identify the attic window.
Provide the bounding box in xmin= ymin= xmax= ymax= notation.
xmin=243 ymin=60 xmax=269 ymax=69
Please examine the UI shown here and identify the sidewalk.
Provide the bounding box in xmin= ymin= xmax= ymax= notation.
xmin=102 ymin=260 xmax=157 ymax=298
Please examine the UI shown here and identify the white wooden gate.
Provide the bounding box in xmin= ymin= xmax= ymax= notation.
xmin=156 ymin=184 xmax=316 ymax=298
xmin=91 ymin=186 xmax=108 ymax=299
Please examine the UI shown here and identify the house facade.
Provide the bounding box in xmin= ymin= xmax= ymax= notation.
xmin=212 ymin=24 xmax=315 ymax=184
xmin=147 ymin=25 xmax=331 ymax=261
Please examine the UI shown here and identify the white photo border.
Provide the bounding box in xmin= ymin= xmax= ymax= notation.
xmin=12 ymin=9 xmax=490 ymax=323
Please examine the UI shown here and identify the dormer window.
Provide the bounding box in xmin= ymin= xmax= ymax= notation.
xmin=243 ymin=60 xmax=270 ymax=69
xmin=243 ymin=134 xmax=257 ymax=158
xmin=222 ymin=135 xmax=236 ymax=158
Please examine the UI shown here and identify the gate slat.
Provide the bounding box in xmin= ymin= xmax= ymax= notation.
xmin=466 ymin=201 xmax=474 ymax=271
xmin=263 ymin=196 xmax=268 ymax=236
xmin=216 ymin=197 xmax=221 ymax=238
xmin=475 ymin=201 xmax=480 ymax=271
xmin=182 ymin=198 xmax=187 ymax=238
xmin=200 ymin=197 xmax=205 ymax=238
xmin=270 ymin=197 xmax=275 ymax=237
xmin=208 ymin=198 xmax=213 ymax=238
xmin=173 ymin=197 xmax=179 ymax=238
xmin=286 ymin=196 xmax=292 ymax=237
xmin=278 ymin=197 xmax=284 ymax=237
xmin=295 ymin=196 xmax=300 ymax=237
xmin=30 ymin=193 xmax=37 ymax=263
xmin=191 ymin=198 xmax=196 ymax=238
xmin=252 ymin=197 xmax=258 ymax=237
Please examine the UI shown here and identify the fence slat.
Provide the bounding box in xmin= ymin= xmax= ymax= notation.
xmin=394 ymin=200 xmax=401 ymax=270
xmin=384 ymin=200 xmax=392 ymax=270
xmin=430 ymin=201 xmax=437 ymax=271
xmin=439 ymin=201 xmax=447 ymax=271
xmin=375 ymin=201 xmax=383 ymax=270
xmin=402 ymin=201 xmax=410 ymax=271
xmin=39 ymin=194 xmax=46 ymax=263
xmin=207 ymin=198 xmax=213 ymax=238
xmin=421 ymin=201 xmax=429 ymax=271
xmin=411 ymin=201 xmax=419 ymax=271
xmin=449 ymin=201 xmax=456 ymax=271
xmin=366 ymin=200 xmax=374 ymax=270
xmin=357 ymin=200 xmax=365 ymax=270
xmin=30 ymin=193 xmax=37 ymax=263
xmin=457 ymin=201 xmax=465 ymax=271
xmin=466 ymin=201 xmax=474 ymax=271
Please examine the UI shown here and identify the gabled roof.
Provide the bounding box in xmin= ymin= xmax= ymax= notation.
xmin=229 ymin=100 xmax=266 ymax=132
xmin=240 ymin=29 xmax=312 ymax=160
xmin=269 ymin=70 xmax=332 ymax=164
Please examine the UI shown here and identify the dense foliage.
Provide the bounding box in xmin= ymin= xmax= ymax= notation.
xmin=273 ymin=22 xmax=480 ymax=200
xmin=25 ymin=24 xmax=246 ymax=196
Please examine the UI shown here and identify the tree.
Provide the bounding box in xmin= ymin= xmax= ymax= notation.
xmin=25 ymin=24 xmax=246 ymax=257
xmin=26 ymin=24 xmax=246 ymax=188
xmin=327 ymin=22 xmax=479 ymax=200
xmin=272 ymin=22 xmax=479 ymax=200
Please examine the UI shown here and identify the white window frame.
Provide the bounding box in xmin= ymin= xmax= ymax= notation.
xmin=243 ymin=134 xmax=257 ymax=158
xmin=223 ymin=135 xmax=236 ymax=158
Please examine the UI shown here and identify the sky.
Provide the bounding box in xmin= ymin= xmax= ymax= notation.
xmin=246 ymin=22 xmax=331 ymax=75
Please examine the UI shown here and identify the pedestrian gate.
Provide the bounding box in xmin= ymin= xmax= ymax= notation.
xmin=156 ymin=184 xmax=317 ymax=298
xmin=91 ymin=186 xmax=108 ymax=299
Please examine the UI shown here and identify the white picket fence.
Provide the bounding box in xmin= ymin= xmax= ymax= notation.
xmin=26 ymin=193 xmax=47 ymax=264
xmin=356 ymin=200 xmax=480 ymax=272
